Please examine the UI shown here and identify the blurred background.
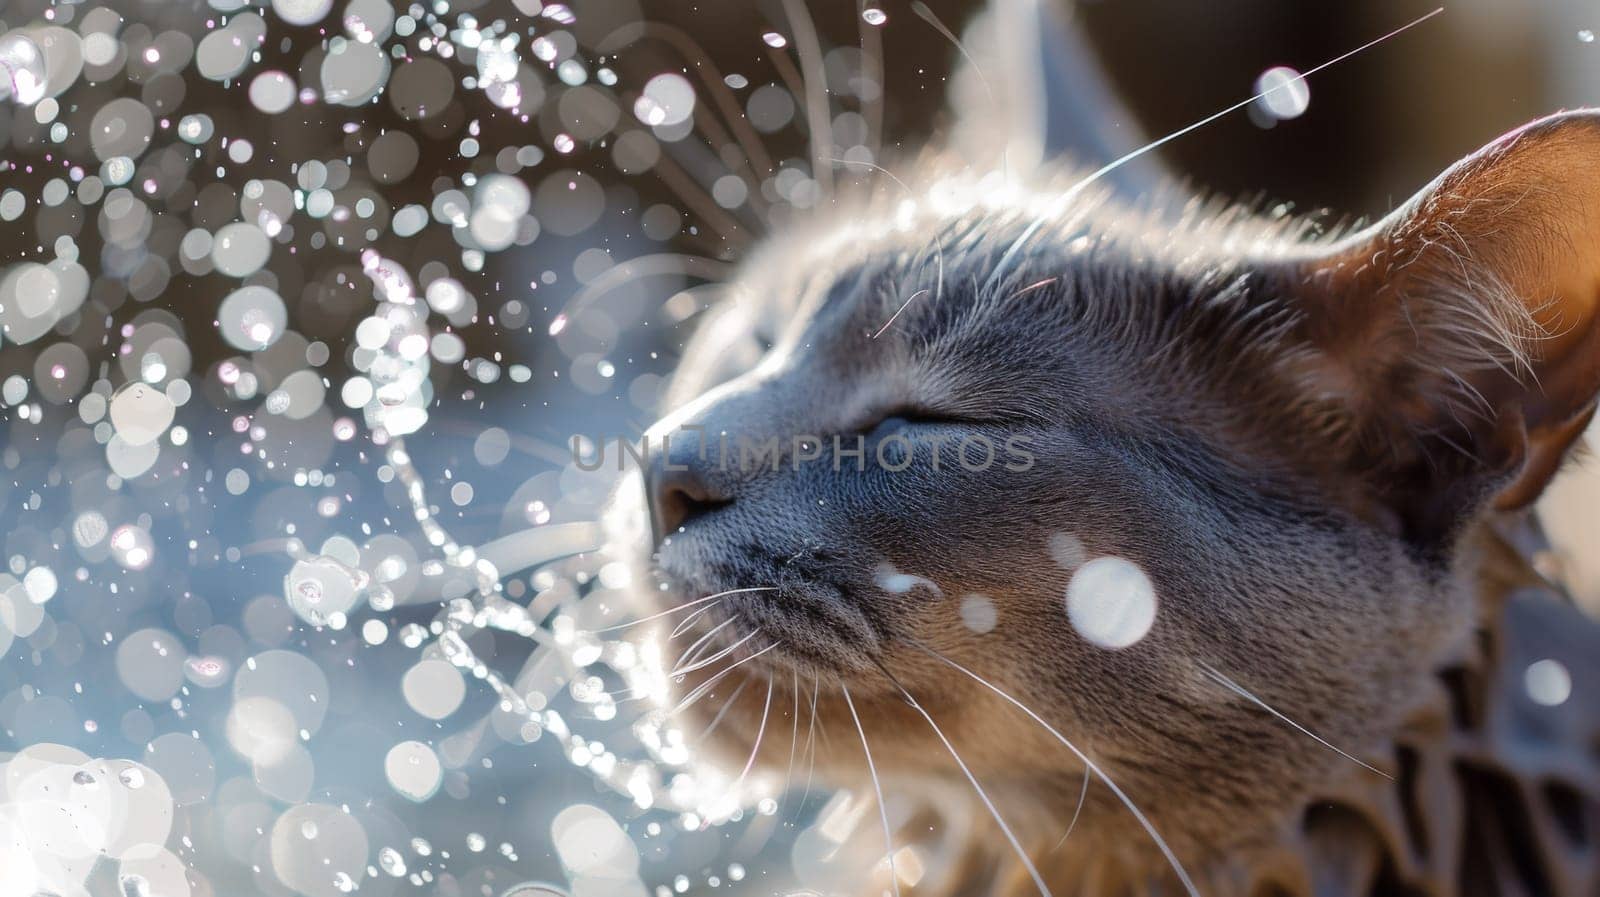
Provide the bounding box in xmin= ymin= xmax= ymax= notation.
xmin=0 ymin=1 xmax=1596 ymax=896
xmin=631 ymin=0 xmax=1600 ymax=214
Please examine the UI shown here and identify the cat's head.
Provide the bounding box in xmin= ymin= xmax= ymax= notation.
xmin=618 ymin=21 xmax=1600 ymax=868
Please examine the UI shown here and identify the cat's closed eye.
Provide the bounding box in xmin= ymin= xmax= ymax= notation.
xmin=624 ymin=7 xmax=1600 ymax=894
xmin=863 ymin=411 xmax=968 ymax=439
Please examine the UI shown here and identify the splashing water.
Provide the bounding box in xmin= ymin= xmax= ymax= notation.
xmin=0 ymin=0 xmax=882 ymax=893
xmin=0 ymin=31 xmax=47 ymax=105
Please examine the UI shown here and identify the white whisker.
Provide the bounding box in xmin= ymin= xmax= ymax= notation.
xmin=591 ymin=586 xmax=773 ymax=634
xmin=872 ymin=289 xmax=929 ymax=340
xmin=1009 ymin=277 xmax=1059 ymax=300
xmin=911 ymin=2 xmax=991 ymax=102
xmin=878 ymin=668 xmax=1051 ymax=897
xmin=913 ymin=641 xmax=1199 ymax=897
xmin=843 ymin=686 xmax=900 ymax=897
xmin=1052 ymin=773 xmax=1089 ymax=853
xmin=669 ymin=600 xmax=723 ymax=639
xmin=801 ymin=675 xmax=821 ymax=805
xmin=674 ymin=617 xmax=736 ymax=670
xmin=781 ymin=670 xmax=800 ymax=812
xmin=668 ymin=653 xmax=744 ymax=714
xmin=666 ymin=666 xmax=734 ymax=716
xmin=673 ymin=628 xmax=761 ymax=678
xmin=668 ymin=642 xmax=779 ymax=718
xmin=1198 ymin=661 xmax=1391 ymax=780
xmin=1080 ymin=7 xmax=1443 ymax=197
xmin=700 ymin=677 xmax=752 ymax=740
xmin=828 ymin=157 xmax=946 ymax=328
xmin=910 ymin=0 xmax=1007 ymax=180
xmin=730 ymin=680 xmax=774 ymax=796
xmin=989 ymin=6 xmax=1446 ymax=287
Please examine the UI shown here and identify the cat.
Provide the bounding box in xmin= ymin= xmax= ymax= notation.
xmin=616 ymin=1 xmax=1600 ymax=893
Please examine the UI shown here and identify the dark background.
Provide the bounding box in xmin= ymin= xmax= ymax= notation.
xmin=637 ymin=0 xmax=1599 ymax=215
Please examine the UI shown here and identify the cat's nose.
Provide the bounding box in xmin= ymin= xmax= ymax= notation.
xmin=644 ymin=427 xmax=731 ymax=546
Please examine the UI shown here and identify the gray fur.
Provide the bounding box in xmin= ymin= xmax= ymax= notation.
xmin=625 ymin=161 xmax=1485 ymax=869
xmin=613 ymin=10 xmax=1600 ymax=890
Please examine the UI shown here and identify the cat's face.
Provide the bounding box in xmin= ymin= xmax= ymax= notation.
xmin=622 ymin=112 xmax=1600 ymax=861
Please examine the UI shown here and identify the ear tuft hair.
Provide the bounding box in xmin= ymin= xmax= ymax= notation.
xmin=1285 ymin=110 xmax=1600 ymax=539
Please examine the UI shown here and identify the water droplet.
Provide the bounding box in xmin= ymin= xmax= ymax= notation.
xmin=634 ymin=73 xmax=696 ymax=128
xmin=1580 ymin=29 xmax=1595 ymax=43
xmin=862 ymin=8 xmax=887 ymax=25
xmin=109 ymin=382 xmax=177 ymax=446
xmin=362 ymin=619 xmax=389 ymax=645
xmin=385 ymin=740 xmax=443 ymax=801
xmin=295 ymin=578 xmax=323 ymax=604
xmin=762 ymin=31 xmax=788 ymax=48
xmin=1253 ymin=65 xmax=1310 ymax=120
xmin=378 ymin=846 xmax=407 ymax=876
xmin=525 ymin=500 xmax=551 ymax=525
xmin=959 ymin=594 xmax=997 ymax=634
xmin=184 ymin=655 xmax=231 ymax=686
xmin=119 ymin=767 xmax=146 ymax=789
xmin=0 ymin=33 xmax=48 ymax=106
xmin=1525 ymin=658 xmax=1572 ymax=706
xmin=23 ymin=566 xmax=58 ymax=604
xmin=1065 ymin=556 xmax=1157 ymax=649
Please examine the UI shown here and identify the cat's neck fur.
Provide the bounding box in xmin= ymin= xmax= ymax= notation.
xmin=921 ymin=514 xmax=1600 ymax=897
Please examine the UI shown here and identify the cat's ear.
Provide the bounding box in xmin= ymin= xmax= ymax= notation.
xmin=1290 ymin=110 xmax=1600 ymax=535
xmin=952 ymin=0 xmax=1164 ymax=196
